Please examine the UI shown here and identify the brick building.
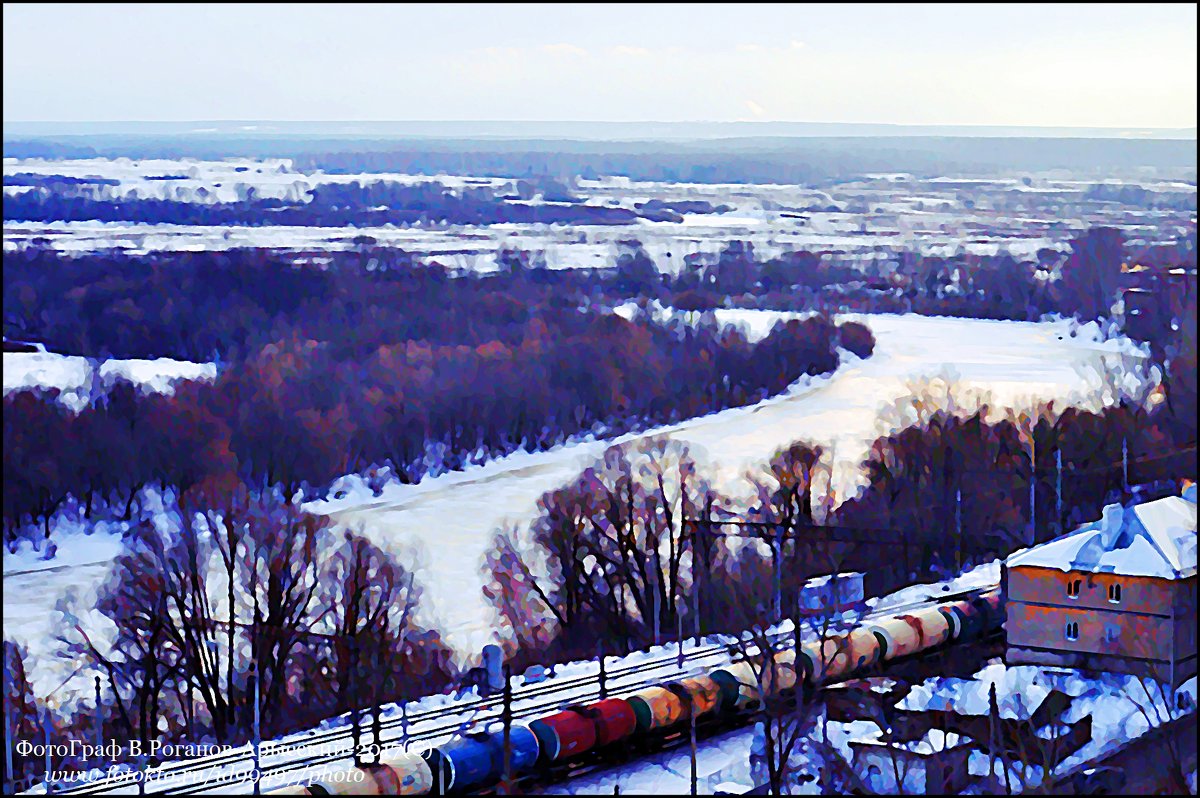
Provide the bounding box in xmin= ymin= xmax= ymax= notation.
xmin=1004 ymin=484 xmax=1197 ymax=685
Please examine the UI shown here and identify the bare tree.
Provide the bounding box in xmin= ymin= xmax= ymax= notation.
xmin=72 ymin=522 xmax=182 ymax=753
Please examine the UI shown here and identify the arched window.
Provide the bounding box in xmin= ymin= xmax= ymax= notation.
xmin=1065 ymin=621 xmax=1079 ymax=641
xmin=1066 ymin=579 xmax=1081 ymax=598
xmin=1108 ymin=583 xmax=1122 ymax=603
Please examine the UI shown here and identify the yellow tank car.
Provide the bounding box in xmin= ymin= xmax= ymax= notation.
xmin=628 ymin=685 xmax=686 ymax=732
xmin=674 ymin=674 xmax=723 ymax=719
xmin=868 ymin=615 xmax=925 ymax=660
xmin=908 ymin=605 xmax=952 ymax=648
xmin=820 ymin=627 xmax=882 ymax=682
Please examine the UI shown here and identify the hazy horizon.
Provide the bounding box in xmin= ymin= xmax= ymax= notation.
xmin=5 ymin=119 xmax=1197 ymax=142
xmin=4 ymin=4 xmax=1196 ymax=129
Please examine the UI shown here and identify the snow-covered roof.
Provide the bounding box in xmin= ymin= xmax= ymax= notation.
xmin=1007 ymin=489 xmax=1197 ymax=579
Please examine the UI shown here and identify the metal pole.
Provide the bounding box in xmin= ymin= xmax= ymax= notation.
xmin=252 ymin=662 xmax=261 ymax=796
xmin=653 ymin=565 xmax=661 ymax=647
xmin=597 ymin=643 xmax=607 ymax=700
xmin=689 ymin=704 xmax=698 ymax=796
xmin=4 ymin=653 xmax=14 ymax=790
xmin=1055 ymin=448 xmax=1063 ymax=534
xmin=773 ymin=526 xmax=783 ymax=623
xmin=955 ymin=488 xmax=963 ymax=572
xmin=692 ymin=528 xmax=701 ymax=645
xmin=501 ymin=665 xmax=513 ymax=795
xmin=677 ymin=600 xmax=685 ymax=670
xmin=371 ymin=644 xmax=382 ymax=762
xmin=350 ymin=636 xmax=361 ymax=767
xmin=94 ymin=676 xmax=104 ymax=770
xmin=43 ymin=703 xmax=53 ymax=796
xmin=1122 ymin=437 xmax=1130 ymax=497
xmin=1028 ymin=436 xmax=1036 ymax=546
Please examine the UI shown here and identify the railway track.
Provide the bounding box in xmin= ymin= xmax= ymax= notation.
xmin=39 ymin=584 xmax=996 ymax=795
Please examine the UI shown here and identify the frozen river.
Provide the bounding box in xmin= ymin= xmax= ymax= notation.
xmin=1 ymin=311 xmax=1156 ymax=704
xmin=313 ymin=311 xmax=1154 ymax=660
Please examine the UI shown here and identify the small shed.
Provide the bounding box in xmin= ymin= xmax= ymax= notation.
xmin=797 ymin=571 xmax=865 ymax=617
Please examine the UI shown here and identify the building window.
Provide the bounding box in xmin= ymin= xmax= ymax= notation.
xmin=1065 ymin=621 xmax=1079 ymax=641
xmin=1066 ymin=579 xmax=1081 ymax=598
xmin=1104 ymin=624 xmax=1120 ymax=643
xmin=1108 ymin=583 xmax=1122 ymax=604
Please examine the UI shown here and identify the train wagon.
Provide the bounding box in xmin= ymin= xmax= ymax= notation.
xmin=423 ymin=733 xmax=498 ymax=793
xmin=574 ymin=698 xmax=638 ymax=746
xmin=868 ymin=614 xmax=928 ymax=660
xmin=818 ymin=626 xmax=883 ymax=684
xmin=529 ymin=709 xmax=598 ymax=762
xmin=710 ymin=659 xmax=760 ymax=713
xmin=942 ymin=598 xmax=986 ymax=642
xmin=907 ymin=605 xmax=953 ymax=648
xmin=627 ymin=685 xmax=687 ymax=732
xmin=758 ymin=649 xmax=800 ymax=697
xmin=671 ymin=674 xmax=724 ymax=719
xmin=485 ymin=722 xmax=541 ymax=776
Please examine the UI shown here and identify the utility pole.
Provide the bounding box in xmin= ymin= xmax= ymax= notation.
xmin=653 ymin=562 xmax=661 ymax=647
xmin=42 ymin=703 xmax=53 ymax=796
xmin=772 ymin=526 xmax=783 ymax=623
xmin=692 ymin=529 xmax=702 ymax=646
xmin=4 ymin=653 xmax=14 ymax=791
xmin=689 ymin=703 xmax=698 ymax=796
xmin=1055 ymin=448 xmax=1063 ymax=534
xmin=371 ymin=644 xmax=382 ymax=763
xmin=1122 ymin=437 xmax=1130 ymax=497
xmin=501 ymin=664 xmax=513 ymax=795
xmin=597 ymin=643 xmax=607 ymax=700
xmin=252 ymin=660 xmax=261 ymax=796
xmin=350 ymin=635 xmax=361 ymax=767
xmin=677 ymin=598 xmax=685 ymax=670
xmin=93 ymin=676 xmax=104 ymax=771
xmin=1028 ymin=435 xmax=1037 ymax=546
xmin=955 ymin=488 xmax=963 ymax=572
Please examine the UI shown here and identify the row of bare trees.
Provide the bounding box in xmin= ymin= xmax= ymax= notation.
xmin=63 ymin=482 xmax=453 ymax=758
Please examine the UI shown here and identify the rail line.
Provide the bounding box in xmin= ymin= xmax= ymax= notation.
xmin=42 ymin=583 xmax=995 ymax=796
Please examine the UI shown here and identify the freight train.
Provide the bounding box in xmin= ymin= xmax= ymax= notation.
xmin=269 ymin=588 xmax=1003 ymax=795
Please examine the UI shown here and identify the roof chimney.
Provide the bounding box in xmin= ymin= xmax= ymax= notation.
xmin=1098 ymin=503 xmax=1126 ymax=549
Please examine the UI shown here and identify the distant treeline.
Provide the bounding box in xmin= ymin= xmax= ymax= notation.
xmin=2 ymin=178 xmax=699 ymax=227
xmin=3 ymin=248 xmax=874 ymax=540
xmin=4 ymin=135 xmax=1195 ymax=182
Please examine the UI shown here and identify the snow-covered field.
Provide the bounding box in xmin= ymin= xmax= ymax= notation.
xmin=3 ymin=348 xmax=217 ymax=410
xmin=5 ymin=159 xmax=1194 ymax=273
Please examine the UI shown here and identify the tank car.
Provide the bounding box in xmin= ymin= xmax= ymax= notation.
xmin=907 ymin=605 xmax=953 ymax=647
xmin=670 ymin=674 xmax=723 ymax=720
xmin=867 ymin=614 xmax=925 ymax=660
xmin=423 ymin=733 xmax=498 ymax=793
xmin=816 ymin=626 xmax=882 ymax=684
xmin=484 ymin=722 xmax=541 ymax=776
xmin=627 ymin=685 xmax=686 ymax=732
xmin=574 ymin=697 xmax=638 ymax=747
xmin=710 ymin=659 xmax=761 ymax=713
xmin=529 ymin=709 xmax=598 ymax=762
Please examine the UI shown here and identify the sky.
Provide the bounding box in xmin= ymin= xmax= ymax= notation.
xmin=3 ymin=3 xmax=1197 ymax=128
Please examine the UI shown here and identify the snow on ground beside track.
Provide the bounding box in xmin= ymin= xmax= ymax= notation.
xmin=311 ymin=312 xmax=1156 ymax=660
xmin=3 ymin=350 xmax=217 ymax=410
xmin=24 ymin=558 xmax=1001 ymax=794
